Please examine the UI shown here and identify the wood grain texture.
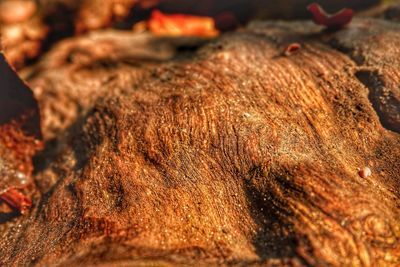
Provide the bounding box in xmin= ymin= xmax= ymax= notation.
xmin=0 ymin=18 xmax=399 ymax=266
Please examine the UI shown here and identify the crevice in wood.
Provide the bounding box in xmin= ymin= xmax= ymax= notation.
xmin=244 ymin=165 xmax=298 ymax=261
xmin=326 ymin=23 xmax=400 ymax=134
xmin=355 ymin=70 xmax=400 ymax=133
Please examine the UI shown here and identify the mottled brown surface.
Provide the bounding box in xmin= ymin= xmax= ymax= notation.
xmin=23 ymin=30 xmax=206 ymax=140
xmin=0 ymin=18 xmax=399 ymax=266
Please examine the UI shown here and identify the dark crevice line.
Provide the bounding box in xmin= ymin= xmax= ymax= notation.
xmin=326 ymin=39 xmax=400 ymax=134
xmin=355 ymin=70 xmax=400 ymax=134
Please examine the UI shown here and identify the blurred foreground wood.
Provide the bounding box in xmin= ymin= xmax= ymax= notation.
xmin=0 ymin=17 xmax=399 ymax=266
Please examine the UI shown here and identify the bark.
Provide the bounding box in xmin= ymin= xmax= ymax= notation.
xmin=0 ymin=17 xmax=399 ymax=266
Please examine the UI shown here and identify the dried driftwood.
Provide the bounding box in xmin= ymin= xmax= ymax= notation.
xmin=0 ymin=14 xmax=399 ymax=267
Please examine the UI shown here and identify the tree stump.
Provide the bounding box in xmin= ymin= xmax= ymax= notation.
xmin=0 ymin=17 xmax=399 ymax=266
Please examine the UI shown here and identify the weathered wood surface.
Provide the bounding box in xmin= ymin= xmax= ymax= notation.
xmin=0 ymin=17 xmax=399 ymax=266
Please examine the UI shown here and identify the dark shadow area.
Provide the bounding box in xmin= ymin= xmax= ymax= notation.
xmin=0 ymin=54 xmax=42 ymax=138
xmin=243 ymin=165 xmax=301 ymax=262
xmin=356 ymin=70 xmax=400 ymax=134
xmin=0 ymin=203 xmax=21 ymax=224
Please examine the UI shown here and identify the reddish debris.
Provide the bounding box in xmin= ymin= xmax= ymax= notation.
xmin=307 ymin=3 xmax=354 ymax=29
xmin=283 ymin=43 xmax=301 ymax=56
xmin=0 ymin=188 xmax=32 ymax=214
xmin=148 ymin=10 xmax=219 ymax=37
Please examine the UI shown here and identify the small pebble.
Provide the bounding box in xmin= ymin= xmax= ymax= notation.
xmin=358 ymin=167 xmax=372 ymax=178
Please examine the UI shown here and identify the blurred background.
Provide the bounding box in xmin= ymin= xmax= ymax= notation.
xmin=1 ymin=0 xmax=399 ymax=68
